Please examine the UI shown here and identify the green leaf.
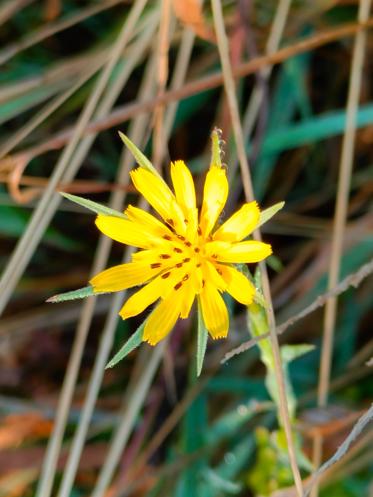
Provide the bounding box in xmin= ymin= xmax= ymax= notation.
xmin=280 ymin=344 xmax=315 ymax=364
xmin=105 ymin=320 xmax=145 ymax=368
xmin=196 ymin=300 xmax=208 ymax=377
xmin=47 ymin=285 xmax=95 ymax=303
xmin=118 ymin=131 xmax=164 ymax=180
xmin=203 ymin=469 xmax=242 ymax=494
xmin=258 ymin=201 xmax=284 ymax=228
xmin=61 ymin=192 xmax=126 ymax=218
xmin=253 ymin=290 xmax=268 ymax=309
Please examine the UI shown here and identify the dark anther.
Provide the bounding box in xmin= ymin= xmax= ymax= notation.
xmin=183 ymin=257 xmax=191 ymax=263
xmin=150 ymin=263 xmax=161 ymax=269
xmin=162 ymin=271 xmax=171 ymax=279
xmin=182 ymin=274 xmax=189 ymax=281
xmin=196 ymin=263 xmax=201 ymax=267
xmin=174 ymin=282 xmax=183 ymax=290
xmin=163 ymin=235 xmax=172 ymax=241
xmin=185 ymin=241 xmax=192 ymax=247
xmin=177 ymin=235 xmax=185 ymax=241
xmin=176 ymin=262 xmax=183 ymax=268
xmin=197 ymin=227 xmax=202 ymax=236
xmin=173 ymin=247 xmax=183 ymax=253
xmin=160 ymin=254 xmax=171 ymax=259
xmin=194 ymin=247 xmax=200 ymax=253
xmin=166 ymin=218 xmax=175 ymax=227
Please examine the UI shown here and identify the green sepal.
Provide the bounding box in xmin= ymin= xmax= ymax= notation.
xmin=105 ymin=320 xmax=145 ymax=368
xmin=47 ymin=285 xmax=95 ymax=303
xmin=118 ymin=131 xmax=165 ymax=181
xmin=61 ymin=192 xmax=126 ymax=218
xmin=258 ymin=201 xmax=284 ymax=228
xmin=196 ymin=300 xmax=209 ymax=377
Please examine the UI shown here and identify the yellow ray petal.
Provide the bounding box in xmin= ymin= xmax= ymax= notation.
xmin=180 ymin=278 xmax=196 ymax=319
xmin=143 ymin=290 xmax=184 ymax=345
xmin=95 ymin=215 xmax=161 ymax=249
xmin=213 ymin=201 xmax=260 ymax=242
xmin=202 ymin=260 xmax=227 ymax=291
xmin=217 ymin=264 xmax=255 ymax=305
xmin=90 ymin=262 xmax=160 ymax=293
xmin=200 ymin=166 xmax=228 ymax=236
xmin=130 ymin=167 xmax=186 ymax=233
xmin=190 ymin=264 xmax=204 ymax=294
xmin=120 ymin=275 xmax=165 ymax=319
xmin=206 ymin=240 xmax=272 ymax=263
xmin=125 ymin=204 xmax=173 ymax=239
xmin=199 ymin=282 xmax=229 ymax=339
xmin=171 ymin=160 xmax=196 ymax=213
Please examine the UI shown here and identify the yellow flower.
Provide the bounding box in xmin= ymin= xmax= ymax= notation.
xmin=90 ymin=160 xmax=272 ymax=346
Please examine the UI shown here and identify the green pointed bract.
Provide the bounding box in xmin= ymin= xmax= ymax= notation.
xmin=47 ymin=285 xmax=95 ymax=303
xmin=105 ymin=320 xmax=145 ymax=368
xmin=196 ymin=300 xmax=209 ymax=377
xmin=61 ymin=192 xmax=126 ymax=218
xmin=118 ymin=131 xmax=166 ymax=181
xmin=210 ymin=127 xmax=223 ymax=168
xmin=258 ymin=201 xmax=285 ymax=228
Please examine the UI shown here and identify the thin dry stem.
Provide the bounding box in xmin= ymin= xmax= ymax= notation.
xmin=242 ymin=0 xmax=291 ymax=141
xmin=318 ymin=0 xmax=372 ymax=407
xmin=223 ymin=258 xmax=373 ymax=362
xmin=0 ymin=0 xmax=124 ymax=66
xmin=313 ymin=1 xmax=372 ymax=494
xmin=153 ymin=0 xmax=172 ymax=169
xmin=34 ymin=4 xmax=152 ymax=497
xmin=9 ymin=17 xmax=373 ymax=163
xmin=0 ymin=62 xmax=102 ymax=160
xmin=90 ymin=24 xmax=195 ymax=496
xmin=0 ymin=0 xmax=35 ymax=25
xmin=210 ymin=1 xmax=303 ymax=495
xmin=0 ymin=0 xmax=149 ymax=318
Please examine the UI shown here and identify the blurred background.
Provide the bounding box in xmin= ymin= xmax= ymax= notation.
xmin=0 ymin=1 xmax=372 ymax=496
